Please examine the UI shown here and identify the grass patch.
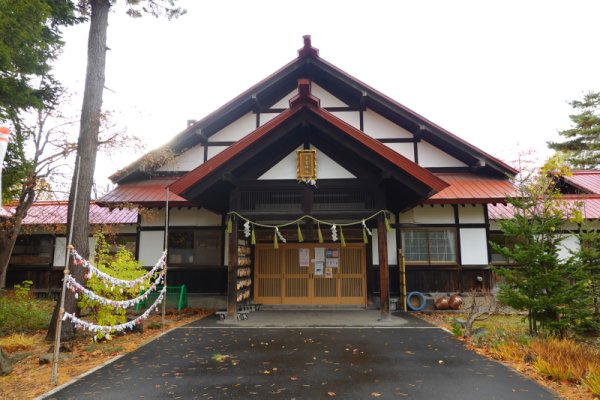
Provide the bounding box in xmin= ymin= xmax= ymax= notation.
xmin=582 ymin=365 xmax=600 ymax=397
xmin=530 ymin=337 xmax=599 ymax=383
xmin=0 ymin=294 xmax=54 ymax=336
xmin=84 ymin=341 xmax=125 ymax=355
xmin=0 ymin=333 xmax=37 ymax=352
xmin=147 ymin=322 xmax=162 ymax=330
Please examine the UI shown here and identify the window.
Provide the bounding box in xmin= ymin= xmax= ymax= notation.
xmin=106 ymin=234 xmax=137 ymax=256
xmin=489 ymin=232 xmax=517 ymax=265
xmin=401 ymin=229 xmax=456 ymax=264
xmin=168 ymin=229 xmax=222 ymax=266
xmin=10 ymin=235 xmax=54 ymax=267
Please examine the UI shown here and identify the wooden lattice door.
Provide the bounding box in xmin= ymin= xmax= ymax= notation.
xmin=254 ymin=244 xmax=366 ymax=306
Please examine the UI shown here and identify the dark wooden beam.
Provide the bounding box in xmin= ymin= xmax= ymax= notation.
xmin=227 ymin=215 xmax=238 ymax=318
xmin=378 ymin=214 xmax=390 ymax=321
xmin=227 ymin=189 xmax=241 ymax=319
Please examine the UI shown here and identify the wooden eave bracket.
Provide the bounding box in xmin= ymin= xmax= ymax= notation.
xmin=289 ymin=79 xmax=321 ymax=108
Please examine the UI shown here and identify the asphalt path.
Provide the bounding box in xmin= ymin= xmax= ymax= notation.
xmin=44 ymin=314 xmax=555 ymax=399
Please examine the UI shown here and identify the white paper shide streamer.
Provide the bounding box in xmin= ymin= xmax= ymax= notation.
xmin=62 ymin=247 xmax=167 ymax=335
xmin=71 ymin=248 xmax=166 ymax=288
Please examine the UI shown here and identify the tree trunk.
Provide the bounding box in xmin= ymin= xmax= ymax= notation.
xmin=0 ymin=185 xmax=37 ymax=288
xmin=47 ymin=0 xmax=110 ymax=341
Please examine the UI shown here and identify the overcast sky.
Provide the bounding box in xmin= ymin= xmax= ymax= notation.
xmin=53 ymin=0 xmax=600 ymax=191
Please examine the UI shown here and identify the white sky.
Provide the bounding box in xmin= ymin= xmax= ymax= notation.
xmin=53 ymin=0 xmax=600 ymax=191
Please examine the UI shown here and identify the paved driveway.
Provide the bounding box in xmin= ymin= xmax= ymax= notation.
xmin=44 ymin=312 xmax=555 ymax=399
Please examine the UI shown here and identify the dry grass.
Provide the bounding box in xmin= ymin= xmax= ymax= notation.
xmin=0 ymin=334 xmax=37 ymax=352
xmin=0 ymin=309 xmax=211 ymax=400
xmin=529 ymin=337 xmax=599 ymax=383
xmin=418 ymin=312 xmax=600 ymax=400
xmin=582 ymin=365 xmax=600 ymax=397
xmin=488 ymin=340 xmax=526 ymax=363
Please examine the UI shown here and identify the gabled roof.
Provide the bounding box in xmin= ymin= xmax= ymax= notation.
xmin=168 ymin=80 xmax=449 ymax=210
xmin=560 ymin=170 xmax=600 ymax=194
xmin=111 ymin=36 xmax=516 ymax=184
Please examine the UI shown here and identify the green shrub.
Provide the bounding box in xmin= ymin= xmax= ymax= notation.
xmin=77 ymin=232 xmax=153 ymax=340
xmin=0 ymin=287 xmax=53 ymax=336
xmin=450 ymin=318 xmax=463 ymax=337
xmin=13 ymin=280 xmax=33 ymax=301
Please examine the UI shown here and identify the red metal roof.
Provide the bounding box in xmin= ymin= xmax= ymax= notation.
xmin=169 ymin=83 xmax=449 ymax=197
xmin=3 ymin=202 xmax=138 ymax=225
xmin=98 ymin=178 xmax=189 ymax=206
xmin=562 ymin=170 xmax=600 ymax=194
xmin=489 ymin=195 xmax=600 ymax=220
xmin=425 ymin=173 xmax=515 ymax=204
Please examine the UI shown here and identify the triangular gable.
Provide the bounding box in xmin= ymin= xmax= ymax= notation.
xmin=258 ymin=146 xmax=356 ymax=180
xmin=169 ymin=80 xmax=448 ymax=209
xmin=111 ymin=36 xmax=516 ymax=184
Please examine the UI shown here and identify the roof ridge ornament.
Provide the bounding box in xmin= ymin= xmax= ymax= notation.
xmin=289 ymin=79 xmax=320 ymax=108
xmin=298 ymin=35 xmax=319 ymax=58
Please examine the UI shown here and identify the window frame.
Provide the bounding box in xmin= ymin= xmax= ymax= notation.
xmin=167 ymin=227 xmax=223 ymax=267
xmin=9 ymin=234 xmax=55 ymax=268
xmin=400 ymin=228 xmax=458 ymax=265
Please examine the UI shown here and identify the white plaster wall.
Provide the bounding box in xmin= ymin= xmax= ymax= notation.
xmin=53 ymin=237 xmax=67 ymax=267
xmin=258 ymin=112 xmax=278 ymax=126
xmin=363 ymin=109 xmax=413 ymax=139
xmin=558 ymin=234 xmax=580 ymax=260
xmin=258 ymin=146 xmax=356 ymax=180
xmin=371 ymin=229 xmax=398 ymax=265
xmin=330 ymin=111 xmax=360 ymax=130
xmin=459 ymin=228 xmax=488 ymax=265
xmin=418 ymin=141 xmax=467 ymax=168
xmin=54 ymin=237 xmax=96 ymax=267
xmin=271 ymin=89 xmax=297 ymax=108
xmin=207 ymin=146 xmax=228 ymax=159
xmin=383 ymin=142 xmax=414 ymax=161
xmin=141 ymin=209 xmax=166 ymax=227
xmin=139 ymin=231 xmax=165 ymax=267
xmin=209 ymin=113 xmax=256 ymax=142
xmin=169 ymin=208 xmax=222 ymax=226
xmin=311 ymin=83 xmax=348 ymax=107
xmin=399 ymin=205 xmax=454 ymax=224
xmin=459 ymin=205 xmax=485 ymax=223
xmin=157 ymin=145 xmax=204 ymax=172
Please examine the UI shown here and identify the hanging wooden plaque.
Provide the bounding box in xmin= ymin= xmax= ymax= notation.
xmin=297 ymin=149 xmax=316 ymax=181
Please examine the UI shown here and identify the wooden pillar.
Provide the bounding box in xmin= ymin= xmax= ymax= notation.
xmin=227 ymin=216 xmax=238 ymax=318
xmin=378 ymin=214 xmax=391 ymax=321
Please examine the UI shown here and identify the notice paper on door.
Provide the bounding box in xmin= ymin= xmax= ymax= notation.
xmin=325 ymin=267 xmax=333 ymax=278
xmin=314 ymin=261 xmax=324 ymax=276
xmin=299 ymin=248 xmax=310 ymax=267
xmin=315 ymin=247 xmax=325 ymax=262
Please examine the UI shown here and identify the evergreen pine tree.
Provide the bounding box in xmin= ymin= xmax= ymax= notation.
xmin=548 ymin=92 xmax=600 ymax=169
xmin=492 ymin=158 xmax=589 ymax=336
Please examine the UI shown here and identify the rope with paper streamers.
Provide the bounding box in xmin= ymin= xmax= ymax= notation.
xmin=71 ymin=248 xmax=167 ymax=288
xmin=226 ymin=209 xmax=392 ymax=246
xmin=65 ymin=271 xmax=165 ymax=309
xmin=62 ymin=287 xmax=166 ymax=334
xmin=62 ymin=247 xmax=167 ymax=335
